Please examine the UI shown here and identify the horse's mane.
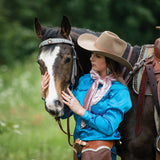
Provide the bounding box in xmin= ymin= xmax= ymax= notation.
xmin=71 ymin=27 xmax=101 ymax=36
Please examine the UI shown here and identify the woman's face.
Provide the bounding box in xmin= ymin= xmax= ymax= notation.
xmin=90 ymin=52 xmax=107 ymax=77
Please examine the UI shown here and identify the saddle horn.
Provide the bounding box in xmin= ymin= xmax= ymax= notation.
xmin=154 ymin=38 xmax=160 ymax=59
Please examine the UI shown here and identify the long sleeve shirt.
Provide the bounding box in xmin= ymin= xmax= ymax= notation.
xmin=61 ymin=73 xmax=132 ymax=141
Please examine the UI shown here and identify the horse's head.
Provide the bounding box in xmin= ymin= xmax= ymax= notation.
xmin=35 ymin=16 xmax=77 ymax=117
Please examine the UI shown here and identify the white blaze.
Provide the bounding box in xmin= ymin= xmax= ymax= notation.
xmin=39 ymin=46 xmax=60 ymax=109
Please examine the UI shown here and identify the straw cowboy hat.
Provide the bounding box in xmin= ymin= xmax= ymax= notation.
xmin=77 ymin=31 xmax=133 ymax=71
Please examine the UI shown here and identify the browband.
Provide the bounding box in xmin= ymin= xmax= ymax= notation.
xmin=39 ymin=38 xmax=74 ymax=48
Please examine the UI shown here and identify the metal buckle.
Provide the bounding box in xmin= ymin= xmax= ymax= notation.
xmin=74 ymin=139 xmax=87 ymax=154
xmin=156 ymin=135 xmax=160 ymax=152
xmin=74 ymin=143 xmax=84 ymax=154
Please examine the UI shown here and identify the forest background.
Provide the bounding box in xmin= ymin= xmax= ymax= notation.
xmin=0 ymin=0 xmax=160 ymax=159
xmin=1 ymin=0 xmax=160 ymax=65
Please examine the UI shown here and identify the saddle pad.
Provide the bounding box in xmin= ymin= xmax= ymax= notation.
xmin=133 ymin=44 xmax=154 ymax=95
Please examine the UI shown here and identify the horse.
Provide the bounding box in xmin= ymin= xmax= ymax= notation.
xmin=34 ymin=16 xmax=159 ymax=160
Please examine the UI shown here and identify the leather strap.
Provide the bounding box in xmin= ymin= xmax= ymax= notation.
xmin=55 ymin=108 xmax=73 ymax=147
xmin=125 ymin=55 xmax=153 ymax=85
xmin=156 ymin=151 xmax=160 ymax=160
xmin=82 ymin=140 xmax=114 ymax=151
xmin=146 ymin=65 xmax=160 ymax=115
xmin=136 ymin=63 xmax=160 ymax=136
xmin=67 ymin=108 xmax=73 ymax=147
xmin=39 ymin=36 xmax=77 ymax=147
xmin=70 ymin=47 xmax=77 ymax=89
xmin=39 ymin=38 xmax=73 ymax=48
xmin=73 ymin=139 xmax=114 ymax=154
xmin=154 ymin=57 xmax=160 ymax=107
xmin=158 ymin=79 xmax=160 ymax=108
xmin=136 ymin=65 xmax=148 ymax=136
xmin=153 ymin=57 xmax=160 ymax=159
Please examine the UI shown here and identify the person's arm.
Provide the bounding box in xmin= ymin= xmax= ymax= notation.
xmin=61 ymin=88 xmax=86 ymax=117
xmin=81 ymin=88 xmax=132 ymax=135
xmin=41 ymin=72 xmax=50 ymax=100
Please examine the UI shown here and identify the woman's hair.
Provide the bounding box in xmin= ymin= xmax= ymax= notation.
xmin=105 ymin=58 xmax=127 ymax=86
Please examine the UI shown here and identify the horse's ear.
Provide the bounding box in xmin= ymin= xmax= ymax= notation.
xmin=34 ymin=17 xmax=46 ymax=39
xmin=61 ymin=16 xmax=71 ymax=38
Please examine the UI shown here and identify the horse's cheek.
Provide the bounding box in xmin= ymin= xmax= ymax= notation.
xmin=55 ymin=78 xmax=62 ymax=96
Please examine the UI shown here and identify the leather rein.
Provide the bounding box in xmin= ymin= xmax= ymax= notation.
xmin=39 ymin=37 xmax=78 ymax=147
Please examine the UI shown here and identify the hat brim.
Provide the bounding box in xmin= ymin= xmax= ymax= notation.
xmin=77 ymin=33 xmax=133 ymax=71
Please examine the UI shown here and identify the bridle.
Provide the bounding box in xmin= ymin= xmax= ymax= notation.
xmin=39 ymin=37 xmax=78 ymax=89
xmin=39 ymin=37 xmax=78 ymax=147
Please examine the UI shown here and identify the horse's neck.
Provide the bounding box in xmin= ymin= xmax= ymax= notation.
xmin=122 ymin=44 xmax=141 ymax=79
xmin=131 ymin=45 xmax=141 ymax=65
xmin=124 ymin=43 xmax=141 ymax=66
xmin=71 ymin=29 xmax=93 ymax=75
xmin=71 ymin=27 xmax=100 ymax=43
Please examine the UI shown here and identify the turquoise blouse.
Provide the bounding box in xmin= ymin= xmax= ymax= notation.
xmin=61 ymin=73 xmax=132 ymax=141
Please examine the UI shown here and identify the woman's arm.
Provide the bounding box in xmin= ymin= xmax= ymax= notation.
xmin=41 ymin=72 xmax=50 ymax=99
xmin=81 ymin=89 xmax=132 ymax=135
xmin=61 ymin=88 xmax=86 ymax=117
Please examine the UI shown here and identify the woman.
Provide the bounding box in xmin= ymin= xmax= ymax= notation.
xmin=41 ymin=31 xmax=132 ymax=160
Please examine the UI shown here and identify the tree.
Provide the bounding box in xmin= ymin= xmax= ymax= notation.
xmin=0 ymin=0 xmax=160 ymax=65
xmin=108 ymin=0 xmax=160 ymax=45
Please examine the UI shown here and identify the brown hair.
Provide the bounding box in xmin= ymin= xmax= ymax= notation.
xmin=105 ymin=58 xmax=127 ymax=86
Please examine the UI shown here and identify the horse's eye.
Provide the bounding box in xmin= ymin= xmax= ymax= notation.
xmin=64 ymin=57 xmax=71 ymax=63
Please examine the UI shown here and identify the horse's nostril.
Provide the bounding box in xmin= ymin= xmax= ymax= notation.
xmin=54 ymin=100 xmax=62 ymax=107
xmin=49 ymin=109 xmax=56 ymax=115
xmin=45 ymin=101 xmax=64 ymax=117
xmin=45 ymin=105 xmax=56 ymax=115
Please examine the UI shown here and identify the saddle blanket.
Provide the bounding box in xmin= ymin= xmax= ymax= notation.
xmin=132 ymin=44 xmax=154 ymax=95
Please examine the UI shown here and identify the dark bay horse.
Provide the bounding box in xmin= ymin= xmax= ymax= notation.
xmin=35 ymin=16 xmax=159 ymax=160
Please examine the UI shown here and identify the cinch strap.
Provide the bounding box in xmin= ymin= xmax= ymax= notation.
xmin=39 ymin=38 xmax=74 ymax=48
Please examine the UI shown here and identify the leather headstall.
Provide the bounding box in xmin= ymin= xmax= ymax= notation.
xmin=39 ymin=37 xmax=77 ymax=147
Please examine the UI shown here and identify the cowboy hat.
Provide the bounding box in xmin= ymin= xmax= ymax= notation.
xmin=77 ymin=31 xmax=133 ymax=71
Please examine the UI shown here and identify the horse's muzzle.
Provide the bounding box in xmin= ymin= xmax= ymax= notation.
xmin=45 ymin=100 xmax=64 ymax=117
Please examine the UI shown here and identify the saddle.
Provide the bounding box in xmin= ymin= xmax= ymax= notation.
xmin=136 ymin=54 xmax=160 ymax=134
xmin=133 ymin=44 xmax=154 ymax=95
xmin=134 ymin=38 xmax=160 ymax=159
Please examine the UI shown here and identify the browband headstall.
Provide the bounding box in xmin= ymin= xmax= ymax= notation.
xmin=39 ymin=38 xmax=74 ymax=48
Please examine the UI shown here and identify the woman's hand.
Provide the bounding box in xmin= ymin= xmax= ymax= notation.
xmin=41 ymin=72 xmax=50 ymax=99
xmin=61 ymin=88 xmax=86 ymax=117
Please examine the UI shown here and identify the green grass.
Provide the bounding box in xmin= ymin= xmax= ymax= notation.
xmin=0 ymin=53 xmax=121 ymax=160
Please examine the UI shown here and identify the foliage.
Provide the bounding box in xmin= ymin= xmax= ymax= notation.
xmin=0 ymin=120 xmax=21 ymax=135
xmin=108 ymin=0 xmax=160 ymax=45
xmin=0 ymin=53 xmax=74 ymax=160
xmin=0 ymin=53 xmax=121 ymax=160
xmin=1 ymin=0 xmax=160 ymax=65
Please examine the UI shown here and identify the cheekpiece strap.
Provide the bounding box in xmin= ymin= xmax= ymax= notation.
xmin=39 ymin=38 xmax=74 ymax=48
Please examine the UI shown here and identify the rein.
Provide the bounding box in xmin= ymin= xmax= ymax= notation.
xmin=39 ymin=37 xmax=78 ymax=147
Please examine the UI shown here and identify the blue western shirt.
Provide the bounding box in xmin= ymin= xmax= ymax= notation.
xmin=61 ymin=73 xmax=132 ymax=141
